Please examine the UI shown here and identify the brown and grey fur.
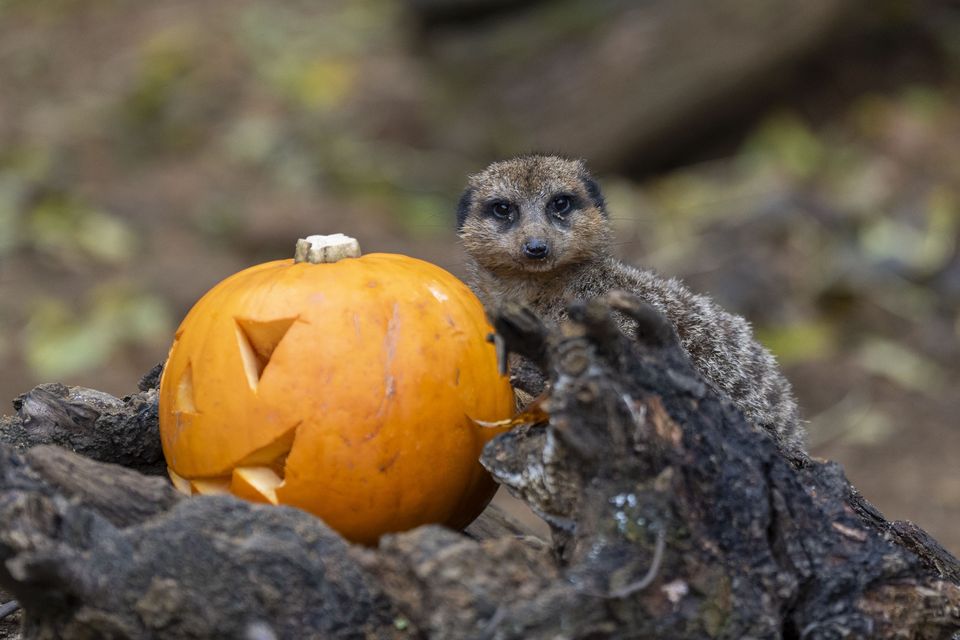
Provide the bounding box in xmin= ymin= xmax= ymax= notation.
xmin=457 ymin=155 xmax=805 ymax=459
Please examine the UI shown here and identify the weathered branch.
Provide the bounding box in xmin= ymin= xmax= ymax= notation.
xmin=479 ymin=293 xmax=960 ymax=637
xmin=0 ymin=601 xmax=18 ymax=622
xmin=0 ymin=364 xmax=164 ymax=475
xmin=0 ymin=445 xmax=402 ymax=639
xmin=0 ymin=296 xmax=957 ymax=638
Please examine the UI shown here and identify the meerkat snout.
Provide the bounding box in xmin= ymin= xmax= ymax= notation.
xmin=522 ymin=238 xmax=550 ymax=260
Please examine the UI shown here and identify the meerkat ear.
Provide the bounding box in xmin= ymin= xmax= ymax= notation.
xmin=456 ymin=187 xmax=475 ymax=231
xmin=582 ymin=176 xmax=606 ymax=214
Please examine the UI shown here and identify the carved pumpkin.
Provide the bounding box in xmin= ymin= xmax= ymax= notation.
xmin=158 ymin=234 xmax=513 ymax=544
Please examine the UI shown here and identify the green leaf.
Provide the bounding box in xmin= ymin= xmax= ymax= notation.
xmin=855 ymin=337 xmax=945 ymax=394
xmin=394 ymin=193 xmax=448 ymax=238
xmin=741 ymin=112 xmax=825 ymax=179
xmin=0 ymin=176 xmax=25 ymax=256
xmin=26 ymin=196 xmax=136 ymax=266
xmin=756 ymin=321 xmax=837 ymax=365
xmin=859 ymin=194 xmax=957 ymax=275
xmin=24 ymin=285 xmax=172 ymax=380
xmin=24 ymin=299 xmax=116 ymax=379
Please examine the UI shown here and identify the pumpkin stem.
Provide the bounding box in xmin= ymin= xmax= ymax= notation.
xmin=294 ymin=234 xmax=362 ymax=264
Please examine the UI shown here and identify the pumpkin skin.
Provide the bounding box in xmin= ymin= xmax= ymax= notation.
xmin=158 ymin=249 xmax=514 ymax=544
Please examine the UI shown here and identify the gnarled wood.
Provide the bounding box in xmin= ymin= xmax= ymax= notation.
xmin=0 ymin=364 xmax=164 ymax=476
xmin=0 ymin=296 xmax=957 ymax=639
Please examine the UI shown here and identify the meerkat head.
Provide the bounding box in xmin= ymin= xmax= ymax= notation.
xmin=456 ymin=155 xmax=611 ymax=276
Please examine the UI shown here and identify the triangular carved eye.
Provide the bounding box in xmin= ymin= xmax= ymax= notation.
xmin=176 ymin=362 xmax=197 ymax=413
xmin=235 ymin=316 xmax=298 ymax=391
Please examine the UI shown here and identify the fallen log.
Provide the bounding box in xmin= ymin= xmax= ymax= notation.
xmin=0 ymin=597 xmax=19 ymax=640
xmin=0 ymin=364 xmax=165 ymax=476
xmin=0 ymin=454 xmax=402 ymax=639
xmin=0 ymin=601 xmax=18 ymax=622
xmin=416 ymin=0 xmax=865 ymax=171
xmin=0 ymin=295 xmax=957 ymax=638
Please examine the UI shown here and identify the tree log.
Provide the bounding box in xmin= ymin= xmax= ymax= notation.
xmin=418 ymin=0 xmax=865 ymax=170
xmin=0 ymin=364 xmax=165 ymax=476
xmin=0 ymin=296 xmax=958 ymax=638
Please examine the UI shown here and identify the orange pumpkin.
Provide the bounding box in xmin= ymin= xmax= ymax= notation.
xmin=158 ymin=234 xmax=514 ymax=544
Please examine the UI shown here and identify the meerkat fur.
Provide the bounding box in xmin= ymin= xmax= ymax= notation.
xmin=456 ymin=154 xmax=805 ymax=459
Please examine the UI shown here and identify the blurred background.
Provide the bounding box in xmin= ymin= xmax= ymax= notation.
xmin=0 ymin=0 xmax=958 ymax=553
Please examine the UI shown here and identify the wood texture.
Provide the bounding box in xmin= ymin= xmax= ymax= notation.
xmin=0 ymin=297 xmax=957 ymax=638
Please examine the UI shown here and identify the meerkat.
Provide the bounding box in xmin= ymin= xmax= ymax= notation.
xmin=456 ymin=154 xmax=805 ymax=459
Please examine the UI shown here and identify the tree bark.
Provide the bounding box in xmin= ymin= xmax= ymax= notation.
xmin=0 ymin=363 xmax=165 ymax=476
xmin=0 ymin=296 xmax=957 ymax=639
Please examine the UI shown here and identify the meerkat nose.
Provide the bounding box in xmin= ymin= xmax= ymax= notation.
xmin=522 ymin=239 xmax=550 ymax=260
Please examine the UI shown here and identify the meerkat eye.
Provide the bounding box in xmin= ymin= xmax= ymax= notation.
xmin=489 ymin=201 xmax=513 ymax=220
xmin=549 ymin=195 xmax=572 ymax=216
